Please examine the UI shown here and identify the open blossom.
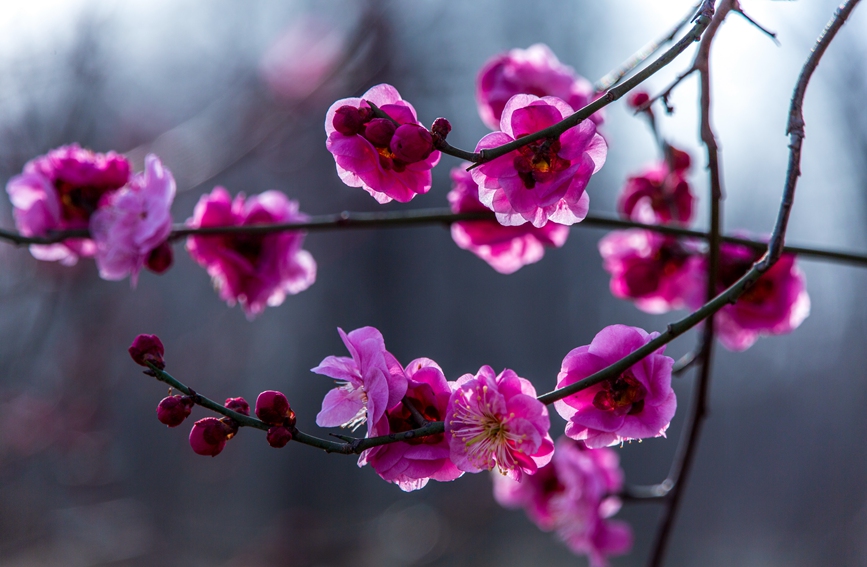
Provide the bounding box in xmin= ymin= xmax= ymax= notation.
xmin=471 ymin=94 xmax=607 ymax=228
xmin=476 ymin=44 xmax=601 ymax=131
xmin=446 ymin=365 xmax=553 ymax=481
xmin=90 ymin=154 xmax=176 ymax=287
xmin=448 ymin=165 xmax=569 ymax=273
xmin=361 ymin=358 xmax=464 ymax=491
xmin=185 ymin=187 xmax=316 ymax=318
xmin=554 ymin=325 xmax=676 ymax=448
xmin=618 ymin=148 xmax=694 ymax=225
xmin=312 ymin=327 xmax=407 ymax=431
xmin=325 ymin=84 xmax=441 ymax=204
xmin=691 ymin=241 xmax=810 ymax=351
xmin=493 ymin=438 xmax=632 ymax=567
xmin=599 ymin=229 xmax=704 ymax=314
xmin=6 ymin=144 xmax=131 ymax=265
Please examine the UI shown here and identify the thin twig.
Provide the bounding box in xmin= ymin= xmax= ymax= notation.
xmin=735 ymin=7 xmax=781 ymax=46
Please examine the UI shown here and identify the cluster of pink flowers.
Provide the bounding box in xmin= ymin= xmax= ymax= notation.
xmin=493 ymin=438 xmax=632 ymax=567
xmin=600 ymin=146 xmax=810 ymax=350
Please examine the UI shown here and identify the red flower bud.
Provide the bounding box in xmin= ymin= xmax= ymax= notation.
xmin=332 ymin=105 xmax=365 ymax=136
xmin=362 ymin=118 xmax=396 ymax=148
xmin=146 ymin=241 xmax=174 ymax=274
xmin=266 ymin=425 xmax=293 ymax=448
xmin=255 ymin=390 xmax=295 ymax=427
xmin=156 ymin=395 xmax=194 ymax=427
xmin=668 ymin=146 xmax=691 ymax=172
xmin=224 ymin=397 xmax=250 ymax=416
xmin=431 ymin=117 xmax=451 ymax=140
xmin=128 ymin=334 xmax=165 ymax=370
xmin=627 ymin=90 xmax=651 ymax=109
xmin=390 ymin=124 xmax=434 ymax=163
xmin=189 ymin=417 xmax=232 ymax=456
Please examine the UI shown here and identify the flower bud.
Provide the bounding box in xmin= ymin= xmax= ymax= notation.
xmin=189 ymin=417 xmax=232 ymax=456
xmin=431 ymin=117 xmax=451 ymax=140
xmin=128 ymin=334 xmax=165 ymax=370
xmin=362 ymin=118 xmax=396 ymax=148
xmin=390 ymin=124 xmax=434 ymax=163
xmin=266 ymin=425 xmax=293 ymax=448
xmin=224 ymin=397 xmax=250 ymax=416
xmin=156 ymin=395 xmax=193 ymax=427
xmin=332 ymin=105 xmax=365 ymax=136
xmin=668 ymin=146 xmax=691 ymax=172
xmin=146 ymin=241 xmax=173 ymax=274
xmin=627 ymin=90 xmax=651 ymax=110
xmin=255 ymin=390 xmax=295 ymax=427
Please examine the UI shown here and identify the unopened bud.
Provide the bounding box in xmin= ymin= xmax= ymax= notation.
xmin=189 ymin=417 xmax=232 ymax=456
xmin=255 ymin=390 xmax=295 ymax=427
xmin=266 ymin=425 xmax=293 ymax=448
xmin=224 ymin=397 xmax=250 ymax=416
xmin=627 ymin=90 xmax=651 ymax=110
xmin=332 ymin=105 xmax=365 ymax=136
xmin=362 ymin=118 xmax=396 ymax=148
xmin=129 ymin=334 xmax=165 ymax=370
xmin=390 ymin=124 xmax=434 ymax=163
xmin=146 ymin=241 xmax=173 ymax=274
xmin=431 ymin=117 xmax=451 ymax=140
xmin=156 ymin=395 xmax=194 ymax=427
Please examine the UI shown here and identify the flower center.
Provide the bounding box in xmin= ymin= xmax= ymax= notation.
xmin=55 ymin=180 xmax=115 ymax=224
xmin=592 ymin=370 xmax=647 ymax=415
xmin=513 ymin=137 xmax=569 ymax=189
xmin=386 ymin=383 xmax=443 ymax=445
xmin=228 ymin=233 xmax=265 ymax=265
xmin=451 ymin=385 xmax=525 ymax=472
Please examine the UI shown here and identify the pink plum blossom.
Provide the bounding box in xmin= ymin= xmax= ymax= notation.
xmin=692 ymin=241 xmax=810 ymax=351
xmin=446 ymin=365 xmax=553 ymax=481
xmin=554 ymin=325 xmax=676 ymax=448
xmin=476 ymin=44 xmax=602 ymax=131
xmin=493 ymin=438 xmax=632 ymax=567
xmin=312 ymin=327 xmax=408 ymax=432
xmin=471 ymin=94 xmax=607 ymax=227
xmin=448 ymin=165 xmax=569 ymax=273
xmin=599 ymin=229 xmax=704 ymax=314
xmin=361 ymin=358 xmax=464 ymax=491
xmin=618 ymin=150 xmax=694 ymax=225
xmin=325 ymin=84 xmax=441 ymax=204
xmin=5 ymin=144 xmax=131 ymax=265
xmin=185 ymin=187 xmax=316 ymax=318
xmin=90 ymin=154 xmax=176 ymax=287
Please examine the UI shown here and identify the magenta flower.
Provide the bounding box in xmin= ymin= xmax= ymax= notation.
xmin=90 ymin=154 xmax=176 ymax=287
xmin=325 ymin=84 xmax=441 ymax=204
xmin=312 ymin=327 xmax=408 ymax=431
xmin=361 ymin=358 xmax=464 ymax=491
xmin=471 ymin=94 xmax=607 ymax=227
xmin=554 ymin=325 xmax=676 ymax=448
xmin=5 ymin=144 xmax=131 ymax=265
xmin=692 ymin=241 xmax=810 ymax=351
xmin=493 ymin=438 xmax=632 ymax=567
xmin=599 ymin=229 xmax=704 ymax=314
xmin=476 ymin=44 xmax=602 ymax=131
xmin=446 ymin=365 xmax=553 ymax=481
xmin=185 ymin=187 xmax=316 ymax=318
xmin=618 ymin=152 xmax=694 ymax=225
xmin=448 ymin=165 xmax=569 ymax=273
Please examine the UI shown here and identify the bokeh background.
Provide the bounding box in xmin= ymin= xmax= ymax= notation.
xmin=1 ymin=1 xmax=866 ymax=565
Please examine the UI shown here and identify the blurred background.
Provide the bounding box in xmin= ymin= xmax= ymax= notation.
xmin=1 ymin=1 xmax=866 ymax=565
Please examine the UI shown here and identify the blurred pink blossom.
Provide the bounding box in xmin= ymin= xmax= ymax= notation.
xmin=361 ymin=358 xmax=464 ymax=491
xmin=6 ymin=144 xmax=130 ymax=265
xmin=618 ymin=152 xmax=694 ymax=225
xmin=90 ymin=154 xmax=176 ymax=287
xmin=599 ymin=229 xmax=704 ymax=314
xmin=476 ymin=44 xmax=601 ymax=131
xmin=312 ymin=327 xmax=407 ymax=432
xmin=325 ymin=84 xmax=441 ymax=203
xmin=448 ymin=165 xmax=569 ymax=273
xmin=446 ymin=365 xmax=553 ymax=481
xmin=185 ymin=187 xmax=316 ymax=318
xmin=493 ymin=438 xmax=632 ymax=567
xmin=471 ymin=94 xmax=607 ymax=227
xmin=554 ymin=325 xmax=676 ymax=448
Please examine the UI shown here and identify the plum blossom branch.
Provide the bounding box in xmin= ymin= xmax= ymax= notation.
xmin=594 ymin=1 xmax=704 ymax=92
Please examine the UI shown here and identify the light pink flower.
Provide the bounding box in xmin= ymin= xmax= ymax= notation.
xmin=361 ymin=358 xmax=464 ymax=491
xmin=599 ymin=229 xmax=704 ymax=314
xmin=692 ymin=241 xmax=810 ymax=351
xmin=554 ymin=325 xmax=676 ymax=448
xmin=476 ymin=44 xmax=602 ymax=131
xmin=448 ymin=165 xmax=569 ymax=273
xmin=325 ymin=84 xmax=441 ymax=204
xmin=471 ymin=94 xmax=607 ymax=228
xmin=446 ymin=365 xmax=553 ymax=481
xmin=90 ymin=154 xmax=176 ymax=287
xmin=185 ymin=187 xmax=316 ymax=318
xmin=493 ymin=438 xmax=632 ymax=567
xmin=312 ymin=327 xmax=408 ymax=431
xmin=618 ymin=151 xmax=694 ymax=225
xmin=5 ymin=144 xmax=131 ymax=265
